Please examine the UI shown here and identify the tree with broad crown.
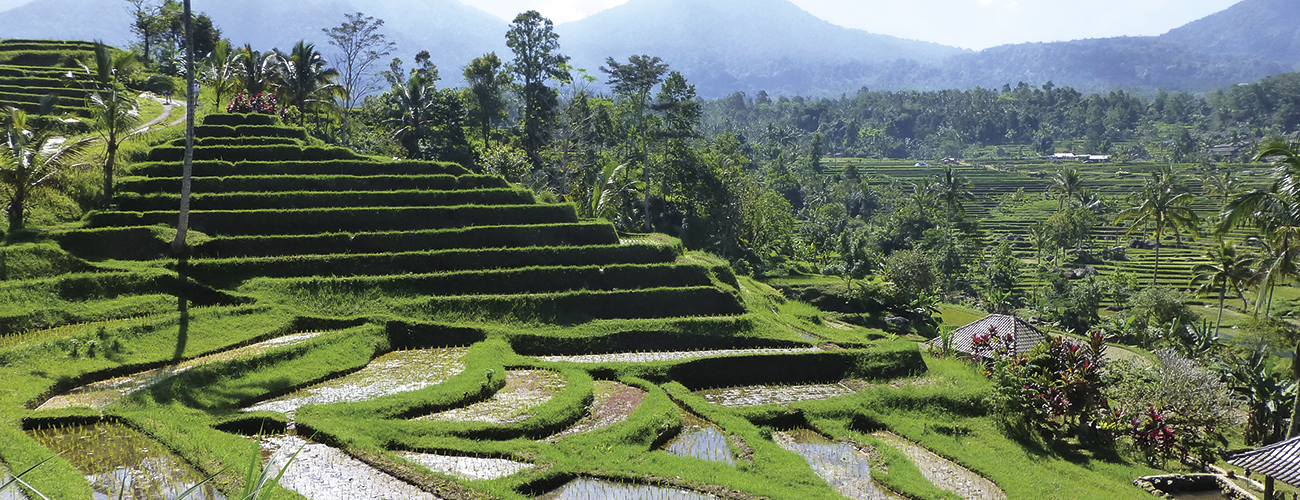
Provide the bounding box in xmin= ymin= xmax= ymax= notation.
xmin=274 ymin=41 xmax=344 ymax=125
xmin=602 ymin=54 xmax=668 ymax=232
xmin=1217 ymin=140 xmax=1300 ymax=317
xmin=202 ymin=39 xmax=239 ymax=110
xmin=1116 ymin=165 xmax=1201 ymax=285
xmin=463 ymin=53 xmax=510 ymax=150
xmin=1049 ymin=166 xmax=1084 ymax=211
xmin=322 ymin=12 xmax=394 ymax=146
xmin=506 ymin=11 xmax=569 ymax=170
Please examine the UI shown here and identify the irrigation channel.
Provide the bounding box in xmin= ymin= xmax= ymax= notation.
xmin=660 ymin=411 xmax=736 ymax=464
xmin=246 ymin=347 xmax=469 ymax=415
xmin=774 ymin=429 xmax=904 ymax=500
xmin=536 ymin=478 xmax=718 ymax=500
xmin=546 ymin=380 xmax=647 ymax=441
xmin=871 ymin=432 xmax=1006 ymax=500
xmin=417 ymin=369 xmax=565 ymax=424
xmin=262 ymin=435 xmax=439 ymax=500
xmin=37 ymin=332 xmax=326 ymax=410
xmin=27 ymin=422 xmax=222 ymax=500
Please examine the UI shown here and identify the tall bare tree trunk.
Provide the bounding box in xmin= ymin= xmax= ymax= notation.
xmin=170 ymin=0 xmax=196 ymax=256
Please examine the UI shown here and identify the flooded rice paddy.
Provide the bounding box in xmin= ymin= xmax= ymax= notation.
xmin=246 ymin=347 xmax=468 ymax=414
xmin=871 ymin=432 xmax=1005 ymax=500
xmin=262 ymin=435 xmax=439 ymax=500
xmin=660 ymin=411 xmax=734 ymax=464
xmin=396 ymin=452 xmax=533 ymax=480
xmin=535 ymin=347 xmax=819 ymax=364
xmin=418 ymin=369 xmax=565 ymax=424
xmin=537 ymin=478 xmax=717 ymax=500
xmin=1 ymin=468 xmax=29 ymax=500
xmin=26 ymin=422 xmax=223 ymax=500
xmin=38 ymin=332 xmax=325 ymax=410
xmin=694 ymin=382 xmax=854 ymax=407
xmin=773 ymin=429 xmax=903 ymax=500
xmin=547 ymin=381 xmax=647 ymax=441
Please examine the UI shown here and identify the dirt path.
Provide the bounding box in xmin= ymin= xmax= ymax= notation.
xmin=136 ymin=93 xmax=186 ymax=133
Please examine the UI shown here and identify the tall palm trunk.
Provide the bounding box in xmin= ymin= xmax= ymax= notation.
xmin=639 ymin=100 xmax=650 ymax=232
xmin=104 ymin=124 xmax=117 ymax=201
xmin=1216 ymin=276 xmax=1226 ymax=337
xmin=7 ymin=186 xmax=24 ymax=232
xmin=171 ymin=0 xmax=196 ymax=255
xmin=1153 ymin=215 xmax=1163 ymax=286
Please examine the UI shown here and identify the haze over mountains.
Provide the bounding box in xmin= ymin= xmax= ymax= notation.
xmin=0 ymin=0 xmax=1295 ymax=97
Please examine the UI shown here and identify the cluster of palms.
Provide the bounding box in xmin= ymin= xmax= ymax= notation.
xmin=202 ymin=39 xmax=344 ymax=125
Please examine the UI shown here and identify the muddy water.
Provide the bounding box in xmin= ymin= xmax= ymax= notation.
xmin=26 ymin=422 xmax=223 ymax=500
xmin=694 ymin=383 xmax=853 ymax=407
xmin=660 ymin=412 xmax=734 ymax=465
xmin=547 ymin=381 xmax=647 ymax=441
xmin=1170 ymin=491 xmax=1232 ymax=500
xmin=535 ymin=348 xmax=819 ymax=364
xmin=773 ymin=429 xmax=904 ymax=500
xmin=262 ymin=435 xmax=439 ymax=500
xmin=38 ymin=332 xmax=325 ymax=410
xmin=537 ymin=478 xmax=717 ymax=500
xmin=246 ymin=347 xmax=469 ymax=414
xmin=418 ymin=370 xmax=565 ymax=424
xmin=396 ymin=452 xmax=533 ymax=480
xmin=871 ymin=432 xmax=1005 ymax=500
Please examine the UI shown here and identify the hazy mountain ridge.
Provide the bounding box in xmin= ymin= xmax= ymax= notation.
xmin=0 ymin=0 xmax=1294 ymax=96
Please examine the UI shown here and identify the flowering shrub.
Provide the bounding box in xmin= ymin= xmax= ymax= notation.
xmin=227 ymin=93 xmax=280 ymax=115
xmin=978 ymin=328 xmax=1109 ymax=438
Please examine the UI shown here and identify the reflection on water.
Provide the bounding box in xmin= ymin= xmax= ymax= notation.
xmin=660 ymin=411 xmax=734 ymax=465
xmin=537 ymin=478 xmax=717 ymax=500
xmin=773 ymin=429 xmax=904 ymax=500
xmin=27 ymin=423 xmax=222 ymax=500
xmin=248 ymin=347 xmax=468 ymax=414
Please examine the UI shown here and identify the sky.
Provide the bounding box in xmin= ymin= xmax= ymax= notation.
xmin=458 ymin=0 xmax=1245 ymax=50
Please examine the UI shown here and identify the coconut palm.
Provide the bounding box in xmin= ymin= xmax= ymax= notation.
xmin=1191 ymin=239 xmax=1254 ymax=335
xmin=1217 ymin=140 xmax=1300 ymax=317
xmin=1 ymin=107 xmax=94 ymax=232
xmin=234 ymin=45 xmax=279 ymax=97
xmin=82 ymin=41 xmax=144 ymax=202
xmin=929 ymin=165 xmax=974 ymax=237
xmin=385 ymin=62 xmax=439 ymax=158
xmin=170 ymin=0 xmax=197 ymax=255
xmin=274 ymin=40 xmax=344 ymax=125
xmin=1246 ymin=231 xmax=1300 ymax=318
xmin=1115 ymin=165 xmax=1201 ymax=285
xmin=1049 ymin=166 xmax=1084 ymax=211
xmin=202 ymin=39 xmax=239 ymax=110
xmin=1202 ymin=166 xmax=1241 ymax=210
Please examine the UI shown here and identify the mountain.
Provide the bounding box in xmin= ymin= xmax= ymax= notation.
xmin=557 ymin=0 xmax=967 ymax=97
xmin=0 ymin=0 xmax=506 ymax=84
xmin=1161 ymin=0 xmax=1300 ymax=66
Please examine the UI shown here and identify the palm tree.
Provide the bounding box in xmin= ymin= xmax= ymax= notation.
xmin=234 ymin=45 xmax=278 ymax=97
xmin=1191 ymin=239 xmax=1254 ymax=336
xmin=1049 ymin=166 xmax=1084 ymax=211
xmin=929 ymin=165 xmax=974 ymax=237
xmin=1218 ymin=140 xmax=1300 ymax=317
xmin=1116 ymin=165 xmax=1201 ymax=285
xmin=1202 ymin=166 xmax=1241 ymax=210
xmin=170 ymin=0 xmax=197 ymax=255
xmin=202 ymin=39 xmax=239 ymax=110
xmin=274 ymin=41 xmax=344 ymax=125
xmin=83 ymin=41 xmax=144 ymax=202
xmin=1 ymin=107 xmax=94 ymax=232
xmin=386 ymin=64 xmax=439 ymax=158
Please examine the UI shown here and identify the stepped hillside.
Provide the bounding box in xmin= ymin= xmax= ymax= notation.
xmin=0 ymin=39 xmax=102 ymax=116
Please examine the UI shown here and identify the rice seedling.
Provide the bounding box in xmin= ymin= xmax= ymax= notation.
xmin=536 ymin=478 xmax=717 ymax=500
xmin=694 ymin=382 xmax=855 ymax=407
xmin=660 ymin=410 xmax=735 ymax=465
xmin=773 ymin=429 xmax=905 ymax=500
xmin=535 ymin=347 xmax=819 ymax=364
xmin=418 ymin=369 xmax=565 ymax=424
xmin=547 ymin=380 xmax=647 ymax=441
xmin=25 ymin=422 xmax=221 ymax=500
xmin=396 ymin=452 xmax=534 ymax=481
xmin=260 ymin=435 xmax=437 ymax=500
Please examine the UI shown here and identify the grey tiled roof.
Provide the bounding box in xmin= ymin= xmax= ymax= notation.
xmin=927 ymin=314 xmax=1046 ymax=357
xmin=1228 ymin=436 xmax=1300 ymax=488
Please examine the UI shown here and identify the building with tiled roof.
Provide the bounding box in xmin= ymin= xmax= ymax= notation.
xmin=927 ymin=313 xmax=1046 ymax=358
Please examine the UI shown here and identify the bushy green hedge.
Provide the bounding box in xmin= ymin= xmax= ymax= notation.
xmin=243 ymin=263 xmax=714 ymax=298
xmin=114 ymin=188 xmax=537 ymax=211
xmin=88 ymin=204 xmax=581 ymax=236
xmin=0 ymin=86 xmax=92 ymax=100
xmin=187 ymin=243 xmax=679 ymax=285
xmin=0 ymin=76 xmax=68 ymax=88
xmin=0 ymin=50 xmax=92 ymax=67
xmin=666 ymin=342 xmax=926 ymax=389
xmin=202 ymin=113 xmax=281 ymax=126
xmin=194 ymin=222 xmax=617 ymax=258
xmin=403 ymin=286 xmax=746 ymax=323
xmin=0 ymin=99 xmax=88 ymax=115
xmin=127 ymin=160 xmax=469 ymax=178
xmin=0 ymin=67 xmax=72 ymax=78
xmin=165 ymin=137 xmax=302 ymax=148
xmin=53 ymin=226 xmax=172 ymax=260
xmin=145 ymin=144 xmax=362 ymax=162
xmin=507 ymin=319 xmax=788 ymax=356
xmin=117 ymin=173 xmax=505 ymax=196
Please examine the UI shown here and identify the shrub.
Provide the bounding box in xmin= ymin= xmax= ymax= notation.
xmin=226 ymin=93 xmax=280 ymax=115
xmin=977 ymin=329 xmax=1109 ymax=439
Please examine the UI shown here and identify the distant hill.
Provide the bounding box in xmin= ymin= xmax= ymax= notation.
xmin=1161 ymin=0 xmax=1300 ymax=66
xmin=1 ymin=0 xmax=1297 ymax=96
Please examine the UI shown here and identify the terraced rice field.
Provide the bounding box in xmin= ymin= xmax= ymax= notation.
xmin=263 ymin=435 xmax=438 ymax=500
xmin=247 ymin=347 xmax=469 ymax=414
xmin=418 ymin=370 xmax=565 ymax=424
xmin=398 ymin=452 xmax=535 ymax=481
xmin=546 ymin=380 xmax=647 ymax=441
xmin=27 ymin=422 xmax=221 ymax=500
xmin=695 ymin=382 xmax=856 ymax=407
xmin=774 ymin=429 xmax=904 ymax=500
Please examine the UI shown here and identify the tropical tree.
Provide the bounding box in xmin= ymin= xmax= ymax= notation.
xmin=322 ymin=12 xmax=395 ymax=146
xmin=170 ymin=0 xmax=197 ymax=255
xmin=1218 ymin=140 xmax=1300 ymax=317
xmin=82 ymin=41 xmax=145 ymax=202
xmin=602 ymin=54 xmax=668 ymax=231
xmin=1049 ymin=166 xmax=1084 ymax=211
xmin=1 ymin=107 xmax=94 ymax=232
xmin=234 ymin=45 xmax=278 ymax=97
xmin=929 ymin=165 xmax=974 ymax=238
xmin=1191 ymin=239 xmax=1254 ymax=335
xmin=1202 ymin=166 xmax=1241 ymax=210
xmin=274 ymin=40 xmax=343 ymax=124
xmin=462 ymin=52 xmax=510 ymax=150
xmin=384 ymin=51 xmax=439 ymax=158
xmin=506 ymin=10 xmax=570 ymax=169
xmin=201 ymin=38 xmax=239 ymax=110
xmin=1227 ymin=349 xmax=1294 ymax=446
xmin=1116 ymin=165 xmax=1201 ymax=285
